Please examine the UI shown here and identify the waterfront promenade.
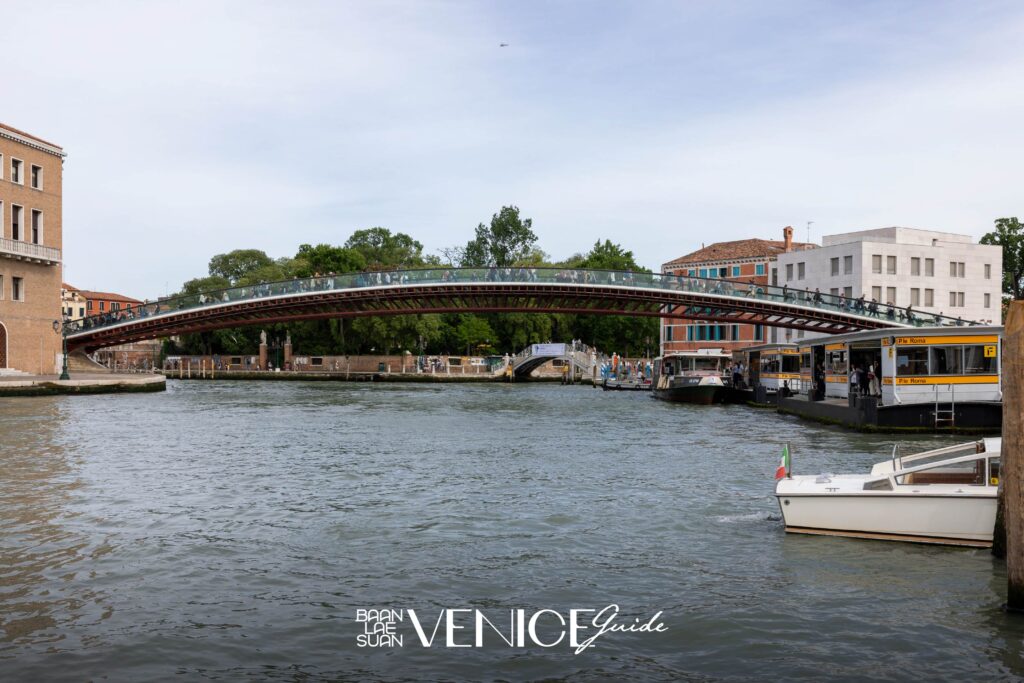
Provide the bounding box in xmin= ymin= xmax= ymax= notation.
xmin=0 ymin=372 xmax=165 ymax=396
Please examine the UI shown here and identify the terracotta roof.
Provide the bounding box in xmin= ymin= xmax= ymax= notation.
xmin=663 ymin=238 xmax=816 ymax=267
xmin=74 ymin=289 xmax=142 ymax=304
xmin=0 ymin=122 xmax=63 ymax=150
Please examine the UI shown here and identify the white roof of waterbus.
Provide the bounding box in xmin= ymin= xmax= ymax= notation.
xmin=796 ymin=325 xmax=1004 ymax=347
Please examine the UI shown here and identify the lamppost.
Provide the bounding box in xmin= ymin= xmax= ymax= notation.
xmin=52 ymin=319 xmax=70 ymax=380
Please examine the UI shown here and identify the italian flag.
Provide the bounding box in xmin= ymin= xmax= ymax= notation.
xmin=774 ymin=444 xmax=791 ymax=480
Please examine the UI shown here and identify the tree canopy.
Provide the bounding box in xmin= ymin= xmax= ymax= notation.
xmin=981 ymin=217 xmax=1023 ymax=301
xmin=462 ymin=206 xmax=538 ymax=267
xmin=165 ymin=213 xmax=660 ymax=358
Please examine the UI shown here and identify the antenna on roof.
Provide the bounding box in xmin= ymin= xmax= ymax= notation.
xmin=806 ymin=221 xmax=814 ymax=246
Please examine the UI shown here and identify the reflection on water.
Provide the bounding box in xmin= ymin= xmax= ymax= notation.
xmin=1 ymin=383 xmax=1023 ymax=681
xmin=0 ymin=399 xmax=110 ymax=650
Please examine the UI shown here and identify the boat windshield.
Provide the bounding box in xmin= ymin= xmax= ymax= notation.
xmin=897 ymin=457 xmax=986 ymax=486
xmin=898 ymin=441 xmax=984 ymax=470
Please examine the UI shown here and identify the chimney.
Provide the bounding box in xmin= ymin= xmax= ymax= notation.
xmin=783 ymin=226 xmax=793 ymax=252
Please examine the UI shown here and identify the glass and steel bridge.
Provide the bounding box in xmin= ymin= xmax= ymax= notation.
xmin=65 ymin=267 xmax=979 ymax=351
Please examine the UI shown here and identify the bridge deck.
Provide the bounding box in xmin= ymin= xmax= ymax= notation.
xmin=65 ymin=267 xmax=972 ymax=351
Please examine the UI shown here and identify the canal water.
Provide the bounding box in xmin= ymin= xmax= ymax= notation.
xmin=1 ymin=382 xmax=1022 ymax=681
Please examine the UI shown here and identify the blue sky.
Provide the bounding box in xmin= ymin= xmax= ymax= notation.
xmin=3 ymin=1 xmax=1022 ymax=298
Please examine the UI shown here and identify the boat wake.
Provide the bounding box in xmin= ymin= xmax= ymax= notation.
xmin=714 ymin=511 xmax=781 ymax=524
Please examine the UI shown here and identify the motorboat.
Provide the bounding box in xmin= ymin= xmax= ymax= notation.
xmin=775 ymin=438 xmax=1000 ymax=547
xmin=652 ymin=350 xmax=731 ymax=405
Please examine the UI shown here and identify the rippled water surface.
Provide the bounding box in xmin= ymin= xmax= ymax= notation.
xmin=2 ymin=381 xmax=1023 ymax=681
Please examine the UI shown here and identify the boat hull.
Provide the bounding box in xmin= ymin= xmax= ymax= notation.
xmin=775 ymin=492 xmax=996 ymax=546
xmin=652 ymin=385 xmax=723 ymax=405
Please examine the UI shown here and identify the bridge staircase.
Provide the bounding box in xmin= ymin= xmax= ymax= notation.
xmin=510 ymin=342 xmax=597 ymax=380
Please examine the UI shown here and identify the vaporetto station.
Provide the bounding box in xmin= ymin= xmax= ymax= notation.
xmin=741 ymin=325 xmax=1003 ymax=430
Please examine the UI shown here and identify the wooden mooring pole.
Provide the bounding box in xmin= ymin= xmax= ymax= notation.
xmin=1004 ymin=301 xmax=1024 ymax=610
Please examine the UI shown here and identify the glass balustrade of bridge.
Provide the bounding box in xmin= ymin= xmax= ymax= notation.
xmin=64 ymin=267 xmax=978 ymax=335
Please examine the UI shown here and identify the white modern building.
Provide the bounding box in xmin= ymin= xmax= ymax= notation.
xmin=770 ymin=227 xmax=1002 ymax=343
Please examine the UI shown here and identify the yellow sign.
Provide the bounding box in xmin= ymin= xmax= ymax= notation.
xmin=984 ymin=345 xmax=997 ymax=358
xmin=825 ymin=343 xmax=845 ymax=351
xmin=893 ymin=375 xmax=999 ymax=385
xmin=894 ymin=335 xmax=999 ymax=346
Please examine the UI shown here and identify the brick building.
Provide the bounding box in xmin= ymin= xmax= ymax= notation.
xmin=62 ymin=283 xmax=142 ymax=320
xmin=0 ymin=123 xmax=64 ymax=374
xmin=660 ymin=226 xmax=815 ymax=353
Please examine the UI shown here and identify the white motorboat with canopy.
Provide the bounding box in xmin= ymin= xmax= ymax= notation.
xmin=775 ymin=438 xmax=1000 ymax=547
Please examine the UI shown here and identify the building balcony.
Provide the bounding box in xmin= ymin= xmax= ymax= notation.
xmin=0 ymin=237 xmax=61 ymax=265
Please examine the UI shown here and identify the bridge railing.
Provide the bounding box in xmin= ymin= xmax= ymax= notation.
xmin=65 ymin=266 xmax=981 ymax=336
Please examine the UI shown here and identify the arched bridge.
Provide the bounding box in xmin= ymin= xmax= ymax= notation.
xmin=65 ymin=267 xmax=967 ymax=351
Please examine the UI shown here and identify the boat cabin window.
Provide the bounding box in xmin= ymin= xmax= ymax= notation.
xmin=863 ymin=478 xmax=893 ymax=491
xmin=761 ymin=355 xmax=780 ymax=373
xmin=898 ymin=458 xmax=985 ymax=486
xmin=781 ymin=355 xmax=800 ymax=373
xmin=990 ymin=458 xmax=1001 ymax=486
xmin=964 ymin=345 xmax=997 ymax=374
xmin=693 ymin=357 xmax=721 ymax=372
xmin=930 ymin=345 xmax=964 ymax=375
xmin=896 ymin=347 xmax=929 ymax=376
xmin=895 ymin=343 xmax=998 ymax=376
xmin=826 ymin=349 xmax=847 ymax=375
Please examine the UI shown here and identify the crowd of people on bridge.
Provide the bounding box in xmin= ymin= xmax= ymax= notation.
xmin=70 ymin=266 xmax=990 ymax=335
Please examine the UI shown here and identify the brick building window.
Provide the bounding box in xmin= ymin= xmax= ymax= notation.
xmin=31 ymin=210 xmax=42 ymax=244
xmin=11 ymin=205 xmax=22 ymax=241
xmin=12 ymin=277 xmax=24 ymax=301
xmin=0 ymin=274 xmax=3 ymax=299
xmin=30 ymin=165 xmax=42 ymax=190
xmin=10 ymin=158 xmax=22 ymax=184
xmin=756 ymin=264 xmax=765 ymax=275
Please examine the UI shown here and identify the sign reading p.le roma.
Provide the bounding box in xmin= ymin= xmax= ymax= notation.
xmin=531 ymin=343 xmax=567 ymax=356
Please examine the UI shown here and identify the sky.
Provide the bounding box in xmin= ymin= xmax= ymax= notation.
xmin=3 ymin=0 xmax=1023 ymax=299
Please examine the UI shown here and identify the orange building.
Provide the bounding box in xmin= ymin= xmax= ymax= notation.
xmin=0 ymin=122 xmax=64 ymax=374
xmin=661 ymin=226 xmax=816 ymax=353
xmin=62 ymin=283 xmax=141 ymax=320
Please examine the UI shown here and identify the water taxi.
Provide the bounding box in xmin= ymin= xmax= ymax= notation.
xmin=775 ymin=439 xmax=1000 ymax=547
xmin=652 ymin=350 xmax=731 ymax=404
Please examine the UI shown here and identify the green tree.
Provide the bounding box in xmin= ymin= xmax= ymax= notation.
xmin=564 ymin=239 xmax=659 ymax=355
xmin=453 ymin=315 xmax=496 ymax=355
xmin=293 ymin=243 xmax=366 ymax=276
xmin=345 ymin=228 xmax=424 ymax=268
xmin=981 ymin=217 xmax=1023 ymax=301
xmin=463 ymin=206 xmax=537 ymax=267
xmin=208 ymin=249 xmax=274 ymax=284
